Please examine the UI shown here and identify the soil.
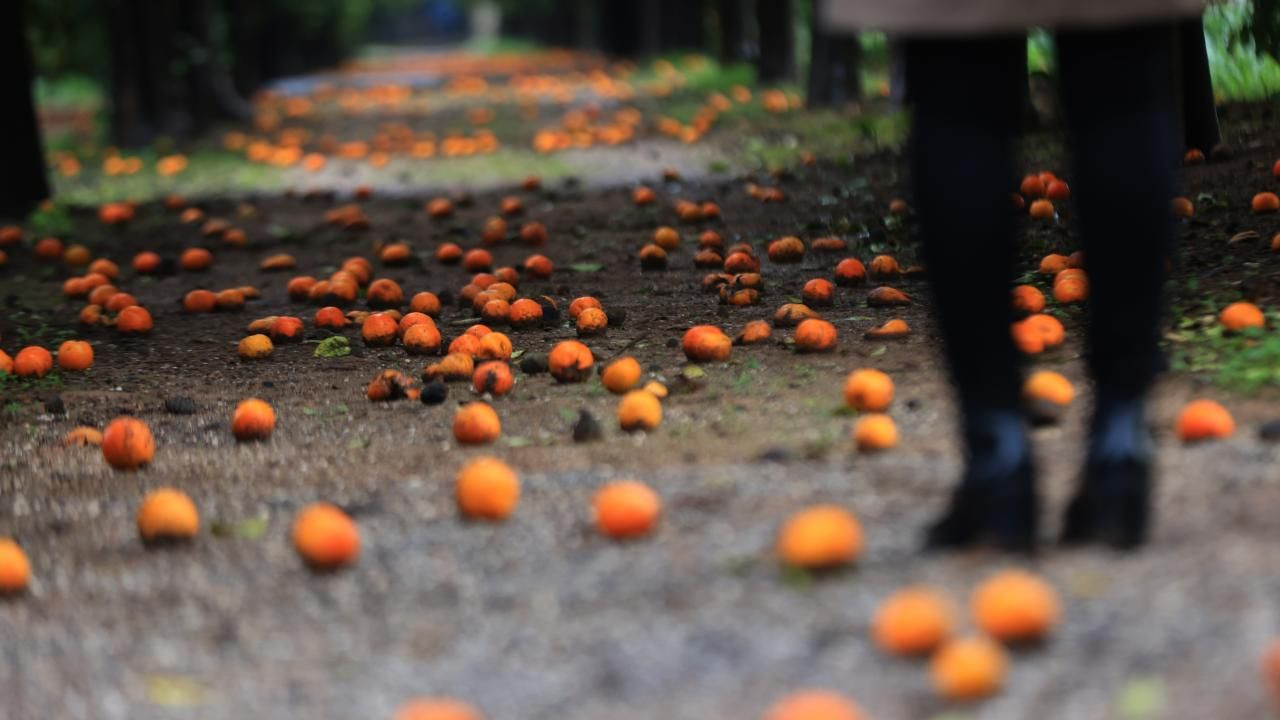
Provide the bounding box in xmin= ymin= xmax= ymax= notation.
xmin=3 ymin=87 xmax=1280 ymax=718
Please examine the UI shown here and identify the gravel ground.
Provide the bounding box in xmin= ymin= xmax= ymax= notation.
xmin=4 ymin=107 xmax=1280 ymax=719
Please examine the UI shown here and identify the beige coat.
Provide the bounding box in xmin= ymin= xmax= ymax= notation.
xmin=822 ymin=0 xmax=1206 ymax=35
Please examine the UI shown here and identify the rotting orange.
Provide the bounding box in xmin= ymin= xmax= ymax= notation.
xmin=102 ymin=417 xmax=155 ymax=471
xmin=453 ymin=402 xmax=501 ymax=444
xmin=472 ymin=361 xmax=515 ymax=397
xmin=548 ymin=340 xmax=595 ymax=382
xmin=618 ymin=389 xmax=662 ymax=431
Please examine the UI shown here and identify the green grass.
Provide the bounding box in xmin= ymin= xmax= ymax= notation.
xmin=1167 ymin=301 xmax=1280 ymax=392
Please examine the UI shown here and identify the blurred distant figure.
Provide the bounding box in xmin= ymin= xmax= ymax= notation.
xmin=820 ymin=1 xmax=1208 ymax=550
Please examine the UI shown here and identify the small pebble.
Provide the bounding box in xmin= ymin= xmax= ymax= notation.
xmin=573 ymin=410 xmax=602 ymax=443
xmin=420 ymin=382 xmax=449 ymax=406
xmin=164 ymin=396 xmax=197 ymax=415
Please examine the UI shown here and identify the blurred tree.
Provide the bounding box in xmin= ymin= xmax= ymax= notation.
xmin=807 ymin=0 xmax=860 ymax=105
xmin=756 ymin=0 xmax=795 ymax=81
xmin=1 ymin=0 xmax=50 ymax=217
xmin=718 ymin=0 xmax=748 ymax=63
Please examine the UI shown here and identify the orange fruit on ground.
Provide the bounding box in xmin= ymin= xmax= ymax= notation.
xmin=971 ymin=569 xmax=1061 ymax=643
xmin=1175 ymin=399 xmax=1234 ymax=442
xmin=1023 ymin=370 xmax=1074 ymax=407
xmin=182 ymin=289 xmax=214 ymax=313
xmin=548 ymin=340 xmax=595 ymax=382
xmin=1011 ymin=285 xmax=1046 ymax=314
xmin=137 ymin=488 xmax=200 ymax=543
xmin=682 ymin=325 xmax=732 ymax=362
xmin=777 ymin=505 xmax=862 ymax=570
xmin=843 ymin=369 xmax=893 ymax=412
xmin=0 ymin=538 xmax=31 ymax=594
xmin=238 ymin=334 xmax=274 ymax=360
xmin=292 ymin=503 xmax=360 ymax=570
xmin=618 ymin=389 xmax=662 ymax=432
xmin=472 ymin=361 xmax=515 ymax=396
xmin=1221 ymin=301 xmax=1265 ymax=331
xmin=116 ymin=305 xmax=153 ymax=334
xmin=394 ymin=697 xmax=485 ymax=720
xmin=231 ymin=398 xmax=276 ymax=441
xmin=602 ymin=356 xmax=643 ymax=394
xmin=1253 ymin=192 xmax=1280 ymax=214
xmin=102 ymin=417 xmax=155 ymax=470
xmin=1038 ymin=254 xmax=1069 ymax=275
xmin=795 ymin=318 xmax=838 ymax=353
xmin=930 ymin=636 xmax=1008 ymax=701
xmin=56 ymin=340 xmax=94 ymax=371
xmin=853 ymin=413 xmax=898 ymax=451
xmin=180 ymin=247 xmax=213 ymax=271
xmin=872 ymin=586 xmax=956 ymax=656
xmin=1029 ymin=199 xmax=1054 ymax=220
xmin=1262 ymin=638 xmax=1280 ymax=704
xmin=0 ymin=349 xmax=11 ymax=375
xmin=1171 ymin=196 xmax=1195 ymax=219
xmin=593 ymin=481 xmax=661 ymax=539
xmin=764 ymin=689 xmax=864 ymax=720
xmin=14 ymin=346 xmax=54 ymax=377
xmin=454 ymin=402 xmax=501 ymax=444
xmin=64 ymin=426 xmax=104 ymax=446
xmin=456 ymin=457 xmax=520 ymax=521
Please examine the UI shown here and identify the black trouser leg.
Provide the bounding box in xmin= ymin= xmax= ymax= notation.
xmin=906 ymin=37 xmax=1037 ymax=551
xmin=907 ymin=36 xmax=1025 ymax=415
xmin=1056 ymin=24 xmax=1180 ymax=547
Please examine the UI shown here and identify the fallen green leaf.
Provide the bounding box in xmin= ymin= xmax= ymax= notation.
xmin=210 ymin=517 xmax=269 ymax=540
xmin=145 ymin=674 xmax=208 ymax=707
xmin=1116 ymin=676 xmax=1165 ymax=719
xmin=314 ymin=336 xmax=350 ymax=358
xmin=569 ymin=262 xmax=603 ymax=273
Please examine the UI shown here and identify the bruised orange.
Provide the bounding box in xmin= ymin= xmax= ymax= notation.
xmin=618 ymin=389 xmax=662 ymax=431
xmin=453 ymin=402 xmax=501 ymax=444
xmin=548 ymin=340 xmax=595 ymax=382
xmin=102 ymin=417 xmax=155 ymax=470
xmin=472 ymin=361 xmax=515 ymax=396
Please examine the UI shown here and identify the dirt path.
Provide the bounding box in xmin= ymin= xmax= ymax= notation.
xmin=6 ymin=54 xmax=1280 ymax=719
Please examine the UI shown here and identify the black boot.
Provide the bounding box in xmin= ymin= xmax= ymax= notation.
xmin=926 ymin=410 xmax=1039 ymax=552
xmin=1061 ymin=396 xmax=1152 ymax=548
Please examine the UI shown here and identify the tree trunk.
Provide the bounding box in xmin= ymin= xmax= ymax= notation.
xmin=755 ymin=0 xmax=795 ymax=82
xmin=1179 ymin=17 xmax=1221 ymax=154
xmin=640 ymin=0 xmax=661 ymax=57
xmin=719 ymin=0 xmax=746 ymax=63
xmin=0 ymin=0 xmax=50 ymax=218
xmin=178 ymin=0 xmax=251 ymax=129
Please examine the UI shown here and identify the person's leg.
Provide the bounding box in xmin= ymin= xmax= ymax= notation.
xmin=905 ymin=36 xmax=1037 ymax=551
xmin=1055 ymin=24 xmax=1180 ymax=547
